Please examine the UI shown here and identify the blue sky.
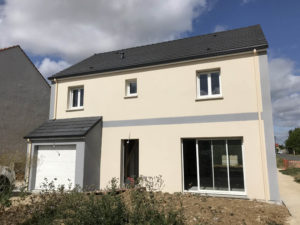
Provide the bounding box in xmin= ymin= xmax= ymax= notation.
xmin=189 ymin=0 xmax=300 ymax=63
xmin=0 ymin=0 xmax=299 ymax=144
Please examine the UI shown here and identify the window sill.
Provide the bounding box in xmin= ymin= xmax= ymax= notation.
xmin=66 ymin=107 xmax=84 ymax=112
xmin=124 ymin=95 xmax=138 ymax=99
xmin=195 ymin=96 xmax=223 ymax=101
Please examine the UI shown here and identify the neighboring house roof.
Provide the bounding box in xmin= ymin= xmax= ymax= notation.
xmin=49 ymin=25 xmax=268 ymax=81
xmin=24 ymin=117 xmax=102 ymax=139
xmin=0 ymin=45 xmax=50 ymax=158
xmin=0 ymin=45 xmax=50 ymax=87
xmin=0 ymin=45 xmax=20 ymax=53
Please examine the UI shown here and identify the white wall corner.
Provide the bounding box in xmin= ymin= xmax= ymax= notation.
xmin=258 ymin=53 xmax=280 ymax=202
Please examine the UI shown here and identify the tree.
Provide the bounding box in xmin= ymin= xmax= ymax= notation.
xmin=285 ymin=128 xmax=300 ymax=155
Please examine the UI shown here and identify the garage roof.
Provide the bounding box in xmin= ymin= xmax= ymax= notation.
xmin=24 ymin=117 xmax=102 ymax=139
xmin=48 ymin=25 xmax=268 ymax=81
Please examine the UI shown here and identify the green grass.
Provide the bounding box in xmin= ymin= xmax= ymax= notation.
xmin=280 ymin=168 xmax=300 ymax=183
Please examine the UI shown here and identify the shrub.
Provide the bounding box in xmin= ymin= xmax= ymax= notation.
xmin=295 ymin=174 xmax=300 ymax=183
xmin=0 ymin=175 xmax=15 ymax=209
xmin=128 ymin=188 xmax=184 ymax=225
xmin=276 ymin=157 xmax=284 ymax=168
xmin=21 ymin=176 xmax=185 ymax=225
xmin=0 ymin=182 xmax=14 ymax=209
xmin=65 ymin=179 xmax=128 ymax=225
xmin=136 ymin=175 xmax=165 ymax=192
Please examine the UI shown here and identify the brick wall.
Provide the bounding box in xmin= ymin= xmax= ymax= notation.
xmin=283 ymin=159 xmax=300 ymax=169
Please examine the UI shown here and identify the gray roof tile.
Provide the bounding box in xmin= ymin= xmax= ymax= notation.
xmin=24 ymin=117 xmax=102 ymax=139
xmin=49 ymin=25 xmax=268 ymax=80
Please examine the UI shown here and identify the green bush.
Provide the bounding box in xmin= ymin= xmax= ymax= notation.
xmin=129 ymin=189 xmax=184 ymax=225
xmin=276 ymin=157 xmax=284 ymax=168
xmin=21 ymin=177 xmax=185 ymax=225
xmin=65 ymin=180 xmax=128 ymax=225
xmin=0 ymin=176 xmax=14 ymax=209
xmin=295 ymin=174 xmax=300 ymax=183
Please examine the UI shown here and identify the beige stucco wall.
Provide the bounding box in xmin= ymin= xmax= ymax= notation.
xmin=101 ymin=121 xmax=265 ymax=200
xmin=55 ymin=52 xmax=259 ymax=120
xmin=53 ymin=52 xmax=272 ymax=200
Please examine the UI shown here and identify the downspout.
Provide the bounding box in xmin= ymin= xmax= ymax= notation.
xmin=24 ymin=139 xmax=32 ymax=190
xmin=252 ymin=48 xmax=269 ymax=200
xmin=54 ymin=78 xmax=58 ymax=119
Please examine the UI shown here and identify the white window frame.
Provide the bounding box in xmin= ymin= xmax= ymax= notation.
xmin=68 ymin=86 xmax=84 ymax=109
xmin=181 ymin=138 xmax=246 ymax=196
xmin=125 ymin=79 xmax=137 ymax=98
xmin=196 ymin=71 xmax=222 ymax=100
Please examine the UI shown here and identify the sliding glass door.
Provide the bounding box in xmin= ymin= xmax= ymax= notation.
xmin=198 ymin=140 xmax=213 ymax=190
xmin=183 ymin=138 xmax=245 ymax=194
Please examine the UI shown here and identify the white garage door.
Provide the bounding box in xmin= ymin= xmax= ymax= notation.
xmin=32 ymin=145 xmax=76 ymax=190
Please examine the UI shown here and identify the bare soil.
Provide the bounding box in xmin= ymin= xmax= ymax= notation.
xmin=121 ymin=191 xmax=289 ymax=225
xmin=168 ymin=193 xmax=288 ymax=225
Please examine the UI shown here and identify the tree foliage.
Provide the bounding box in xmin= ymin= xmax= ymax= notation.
xmin=285 ymin=128 xmax=300 ymax=154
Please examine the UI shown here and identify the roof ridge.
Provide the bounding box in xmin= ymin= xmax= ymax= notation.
xmin=0 ymin=45 xmax=20 ymax=53
xmin=94 ymin=24 xmax=261 ymax=56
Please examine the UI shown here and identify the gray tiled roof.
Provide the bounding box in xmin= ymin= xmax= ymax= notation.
xmin=49 ymin=25 xmax=268 ymax=80
xmin=24 ymin=117 xmax=102 ymax=139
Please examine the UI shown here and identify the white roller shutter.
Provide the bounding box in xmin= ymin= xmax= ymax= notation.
xmin=32 ymin=145 xmax=76 ymax=190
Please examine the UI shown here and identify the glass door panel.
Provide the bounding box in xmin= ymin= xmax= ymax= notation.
xmin=212 ymin=140 xmax=228 ymax=190
xmin=183 ymin=139 xmax=198 ymax=191
xmin=228 ymin=140 xmax=245 ymax=191
xmin=198 ymin=140 xmax=213 ymax=190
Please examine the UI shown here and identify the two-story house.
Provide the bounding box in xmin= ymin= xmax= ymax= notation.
xmin=25 ymin=25 xmax=280 ymax=202
xmin=0 ymin=46 xmax=50 ymax=177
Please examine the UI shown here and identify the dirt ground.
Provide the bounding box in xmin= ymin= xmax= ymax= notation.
xmin=122 ymin=191 xmax=289 ymax=225
xmin=0 ymin=192 xmax=290 ymax=225
xmin=176 ymin=194 xmax=288 ymax=225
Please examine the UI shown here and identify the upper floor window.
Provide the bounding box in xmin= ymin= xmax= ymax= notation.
xmin=197 ymin=71 xmax=222 ymax=99
xmin=69 ymin=86 xmax=84 ymax=109
xmin=125 ymin=79 xmax=137 ymax=97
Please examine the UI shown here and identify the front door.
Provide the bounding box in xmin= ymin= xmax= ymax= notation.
xmin=122 ymin=139 xmax=139 ymax=186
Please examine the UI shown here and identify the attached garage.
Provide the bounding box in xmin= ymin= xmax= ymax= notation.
xmin=24 ymin=117 xmax=102 ymax=191
xmin=31 ymin=145 xmax=76 ymax=190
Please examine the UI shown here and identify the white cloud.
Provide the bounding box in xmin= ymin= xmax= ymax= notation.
xmin=37 ymin=58 xmax=70 ymax=78
xmin=0 ymin=0 xmax=208 ymax=63
xmin=213 ymin=25 xmax=228 ymax=32
xmin=269 ymin=57 xmax=300 ymax=143
xmin=241 ymin=0 xmax=254 ymax=4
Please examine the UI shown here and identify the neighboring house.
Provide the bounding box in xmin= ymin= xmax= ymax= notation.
xmin=25 ymin=25 xmax=280 ymax=202
xmin=0 ymin=46 xmax=50 ymax=174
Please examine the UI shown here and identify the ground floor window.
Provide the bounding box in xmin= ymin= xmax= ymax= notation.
xmin=182 ymin=138 xmax=245 ymax=193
